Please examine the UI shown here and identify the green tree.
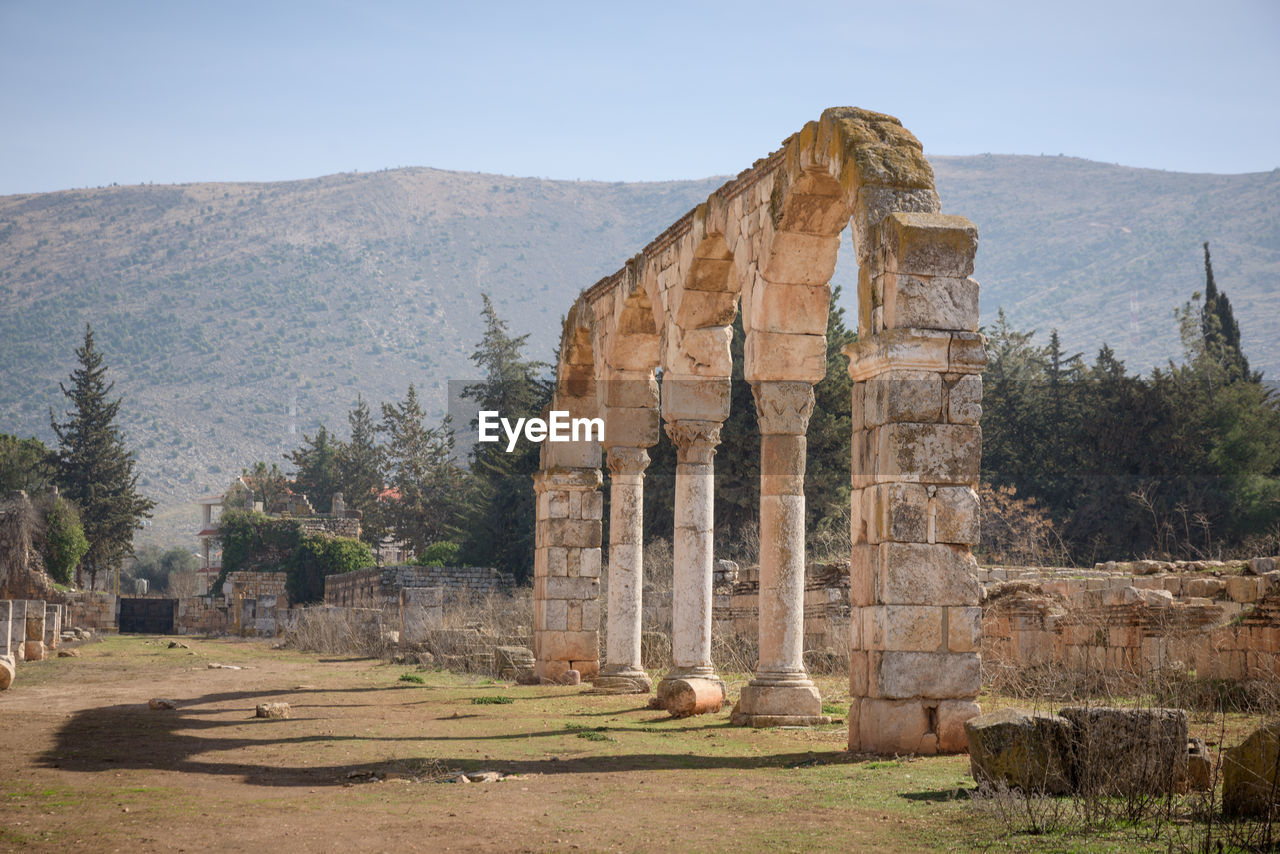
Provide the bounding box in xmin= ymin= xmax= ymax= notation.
xmin=0 ymin=434 xmax=55 ymax=493
xmin=126 ymin=544 xmax=198 ymax=594
xmin=1201 ymin=242 xmax=1252 ymax=383
xmin=381 ymin=385 xmax=468 ymax=555
xmin=287 ymin=534 xmax=374 ymax=604
xmin=458 ymin=294 xmax=551 ymax=580
xmin=286 ymin=425 xmax=343 ymax=513
xmin=37 ymin=493 xmax=89 ymax=586
xmin=49 ymin=325 xmax=154 ymax=589
xmin=337 ymin=395 xmax=388 ymax=553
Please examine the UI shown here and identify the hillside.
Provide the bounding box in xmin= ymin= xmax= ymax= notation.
xmin=0 ymin=157 xmax=1276 ymax=547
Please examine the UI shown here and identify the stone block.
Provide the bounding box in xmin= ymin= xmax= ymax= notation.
xmin=883 ymin=274 xmax=979 ymax=332
xmin=545 ymin=519 xmax=601 ymax=549
xmin=744 ymin=330 xmax=827 ymax=383
xmin=861 ymin=482 xmax=928 ymax=543
xmin=603 ymin=406 xmax=661 ymax=449
xmin=1059 ymin=706 xmax=1188 ymax=796
xmin=1224 ymin=722 xmax=1280 ymax=816
xmin=577 ymin=548 xmax=601 ymax=578
xmin=863 ymin=541 xmax=982 ymax=606
xmin=851 ymin=186 xmax=940 ymax=262
xmin=546 ymin=547 xmax=568 ymax=577
xmin=856 ymin=697 xmax=932 ymax=755
xmin=946 ymin=374 xmax=983 ymax=425
xmin=966 ymin=709 xmax=1074 ymax=794
xmin=675 ymin=288 xmax=737 ymax=330
xmin=0 ymin=654 xmax=13 ymax=691
xmin=949 ymin=332 xmax=987 ymax=373
xmin=863 ymin=605 xmax=943 ymax=652
xmin=761 ymin=231 xmax=841 ymax=286
xmin=1226 ymin=575 xmax=1260 ymax=603
xmin=864 ymin=370 xmax=942 ymax=426
xmin=543 ymin=576 xmax=600 ymax=601
xmin=934 ymin=486 xmax=980 ymax=545
xmin=946 ymin=606 xmax=982 ymax=653
xmin=540 ymin=630 xmax=599 ymax=662
xmin=937 ymin=700 xmax=981 ymax=753
xmin=661 ymin=374 xmax=732 ymax=423
xmin=603 ymin=374 xmax=659 ymax=409
xmin=749 ymin=280 xmax=831 ymax=338
xmin=881 ymin=212 xmax=977 ymax=278
xmin=849 ymin=649 xmax=868 ymax=695
xmin=543 ymin=599 xmax=568 ymax=631
xmin=875 ymin=422 xmax=981 ymax=484
xmin=872 ymin=650 xmax=981 ymax=700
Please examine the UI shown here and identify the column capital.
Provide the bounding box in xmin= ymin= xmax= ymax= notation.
xmin=605 ymin=446 xmax=651 ymax=478
xmin=664 ymin=419 xmax=722 ymax=465
xmin=752 ymin=381 xmax=815 ymax=435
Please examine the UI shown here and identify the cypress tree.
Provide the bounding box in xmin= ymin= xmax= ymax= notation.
xmin=49 ymin=325 xmax=154 ymax=589
xmin=1201 ymin=242 xmax=1252 ymax=382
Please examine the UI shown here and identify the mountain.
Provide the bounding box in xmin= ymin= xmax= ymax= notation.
xmin=1 ymin=156 xmax=1276 ymax=547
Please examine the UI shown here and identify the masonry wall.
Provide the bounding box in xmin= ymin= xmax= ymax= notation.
xmin=65 ymin=592 xmax=117 ymax=631
xmin=325 ymin=565 xmax=516 ymax=609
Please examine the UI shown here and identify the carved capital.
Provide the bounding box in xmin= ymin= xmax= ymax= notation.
xmin=664 ymin=419 xmax=722 ymax=465
xmin=752 ymin=381 xmax=815 ymax=435
xmin=606 ymin=446 xmax=651 ymax=478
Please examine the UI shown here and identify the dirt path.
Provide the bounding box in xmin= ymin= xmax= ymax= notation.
xmin=0 ymin=636 xmax=991 ymax=852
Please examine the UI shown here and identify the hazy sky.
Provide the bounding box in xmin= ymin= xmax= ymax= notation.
xmin=2 ymin=0 xmax=1278 ymax=195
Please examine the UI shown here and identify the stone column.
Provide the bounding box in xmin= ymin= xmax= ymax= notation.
xmin=847 ymin=211 xmax=986 ymax=755
xmin=655 ymin=419 xmax=726 ymax=711
xmin=0 ymin=599 xmax=14 ymax=690
xmin=732 ymin=381 xmax=830 ymax=726
xmin=595 ymin=446 xmax=652 ymax=693
xmin=532 ymin=467 xmax=603 ymax=684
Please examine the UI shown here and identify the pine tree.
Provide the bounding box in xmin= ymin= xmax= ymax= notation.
xmin=380 ymin=385 xmax=468 ymax=555
xmin=1201 ymin=242 xmax=1252 ymax=382
xmin=285 ymin=425 xmax=342 ymax=513
xmin=458 ymin=294 xmax=550 ymax=579
xmin=337 ymin=395 xmax=388 ymax=553
xmin=49 ymin=325 xmax=154 ymax=589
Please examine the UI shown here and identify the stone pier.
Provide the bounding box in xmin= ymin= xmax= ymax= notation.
xmin=0 ymin=600 xmax=14 ymax=690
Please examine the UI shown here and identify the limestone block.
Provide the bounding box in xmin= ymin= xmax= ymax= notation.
xmin=936 ymin=700 xmax=981 ymax=753
xmin=678 ymin=326 xmax=733 ymax=376
xmin=571 ymin=659 xmax=600 ymax=680
xmin=546 ymin=547 xmax=568 ymax=577
xmin=1224 ymin=722 xmax=1280 ymax=816
xmin=883 ymin=274 xmax=979 ymax=332
xmin=540 ymin=630 xmax=599 ymax=662
xmin=544 ymin=439 xmax=601 ymax=470
xmin=846 ymin=328 xmax=951 ymax=382
xmin=545 ymin=519 xmax=601 ymax=549
xmin=577 ymin=548 xmax=602 ymax=578
xmin=543 ymin=576 xmax=600 ymax=601
xmin=547 ymin=491 xmax=569 ymax=519
xmin=603 ymin=406 xmax=660 ymax=448
xmin=946 ymin=606 xmax=983 ymax=653
xmin=934 ymin=486 xmax=980 ymax=545
xmin=761 ymin=232 xmax=840 ymax=286
xmin=946 ymin=374 xmax=983 ymax=425
xmin=0 ymin=600 xmax=10 ymax=657
xmin=675 ymin=288 xmax=737 ymax=330
xmin=543 ymin=599 xmax=568 ymax=631
xmin=663 ymin=677 xmax=726 ymax=718
xmin=862 ymin=482 xmax=928 ymax=543
xmin=23 ymin=640 xmax=45 ymax=661
xmin=861 ymin=541 xmax=982 ymax=606
xmin=864 ymin=371 xmax=942 ymax=426
xmin=881 ymin=212 xmax=977 ymax=279
xmin=872 ymin=650 xmax=981 ymax=700
xmin=538 ymin=658 xmax=570 ymax=683
xmin=603 ymin=374 xmax=660 ymax=409
xmin=662 ymin=375 xmax=732 ymax=423
xmin=876 ymin=422 xmax=981 ymax=484
xmin=744 ymin=330 xmax=827 ymax=383
xmin=0 ymin=654 xmax=14 ymax=691
xmin=849 ymin=649 xmax=868 ymax=695
xmin=863 ymin=605 xmax=943 ymax=652
xmin=1059 ymin=706 xmax=1188 ymax=795
xmin=856 ymin=697 xmax=932 ymax=755
xmin=1226 ymin=575 xmax=1260 ymax=603
xmin=749 ymin=281 xmax=830 ymax=336
xmin=256 ymin=702 xmax=291 ymax=719
xmin=851 ymin=186 xmax=940 ymax=263
xmin=965 ymin=709 xmax=1074 ymax=794
xmin=849 ymin=548 xmax=875 ymax=606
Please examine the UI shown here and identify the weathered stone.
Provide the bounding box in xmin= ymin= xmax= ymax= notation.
xmin=0 ymin=654 xmax=13 ymax=690
xmin=148 ymin=698 xmax=178 ymax=710
xmin=933 ymin=486 xmax=980 ymax=545
xmin=853 ymin=541 xmax=982 ymax=606
xmin=872 ymin=650 xmax=981 ymax=700
xmin=881 ymin=212 xmax=978 ymax=278
xmin=862 ymin=605 xmax=942 ymax=652
xmin=854 ymin=698 xmax=933 ymax=754
xmin=255 ymin=702 xmax=291 ymax=719
xmin=864 ymin=371 xmax=942 ymax=426
xmin=966 ymin=708 xmax=1074 ymax=794
xmin=1059 ymin=706 xmax=1188 ymax=795
xmin=1187 ymin=737 xmax=1212 ymax=791
xmin=1224 ymin=722 xmax=1280 ymax=816
xmin=883 ymin=274 xmax=979 ymax=332
xmin=662 ymin=677 xmax=725 ymax=718
xmin=936 ymin=699 xmax=981 ymax=753
xmin=946 ymin=374 xmax=983 ymax=425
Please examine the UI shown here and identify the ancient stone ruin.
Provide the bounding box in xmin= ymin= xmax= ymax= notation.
xmin=533 ymin=107 xmax=985 ymax=752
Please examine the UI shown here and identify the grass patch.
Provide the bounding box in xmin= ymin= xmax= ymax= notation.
xmin=821 ymin=702 xmax=846 ymax=716
xmin=398 ymin=673 xmax=425 ymax=684
xmin=565 ymin=722 xmax=614 ymax=742
xmin=471 ymin=695 xmax=514 ymax=705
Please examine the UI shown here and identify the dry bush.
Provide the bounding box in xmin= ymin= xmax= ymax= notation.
xmin=284 ymin=606 xmax=391 ymax=658
xmin=978 ymin=482 xmax=1070 ymax=566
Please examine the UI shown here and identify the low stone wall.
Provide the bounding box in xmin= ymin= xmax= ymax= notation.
xmin=226 ymin=571 xmax=289 ymax=637
xmin=299 ymin=516 xmax=361 ymax=540
xmin=325 ymin=564 xmax=515 ymax=609
xmin=175 ymin=596 xmax=229 ymax=636
xmin=65 ymin=592 xmax=117 ymax=632
xmin=982 ymin=559 xmax=1280 ymax=682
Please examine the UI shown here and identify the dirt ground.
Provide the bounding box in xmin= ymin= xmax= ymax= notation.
xmin=0 ymin=635 xmax=1225 ymax=853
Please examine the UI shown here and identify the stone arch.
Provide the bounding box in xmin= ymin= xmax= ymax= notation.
xmin=532 ymin=108 xmax=987 ymax=753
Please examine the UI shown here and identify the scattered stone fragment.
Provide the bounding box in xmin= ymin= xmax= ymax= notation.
xmin=208 ymin=663 xmax=242 ymax=670
xmin=1187 ymin=737 xmax=1212 ymax=791
xmin=1058 ymin=706 xmax=1188 ymax=795
xmin=255 ymin=702 xmax=291 ymax=719
xmin=57 ymin=649 xmax=80 ymax=658
xmin=168 ymin=641 xmax=190 ymax=649
xmin=148 ymin=698 xmax=177 ymax=710
xmin=965 ymin=708 xmax=1074 ymax=794
xmin=559 ymin=669 xmax=581 ymax=686
xmin=0 ymin=654 xmax=14 ymax=690
xmin=1224 ymin=721 xmax=1280 ymax=816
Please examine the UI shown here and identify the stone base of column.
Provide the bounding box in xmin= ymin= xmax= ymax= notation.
xmin=653 ymin=676 xmax=726 ymax=717
xmin=23 ymin=641 xmax=45 ymax=662
xmin=591 ymin=666 xmax=652 ymax=695
xmin=849 ymin=697 xmax=981 ymax=755
xmin=731 ymin=684 xmax=829 ymax=727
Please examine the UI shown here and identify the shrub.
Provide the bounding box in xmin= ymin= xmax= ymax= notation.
xmin=416 ymin=541 xmax=460 ymax=567
xmin=287 ymin=534 xmax=375 ymax=604
xmin=40 ymin=496 xmax=88 ymax=586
